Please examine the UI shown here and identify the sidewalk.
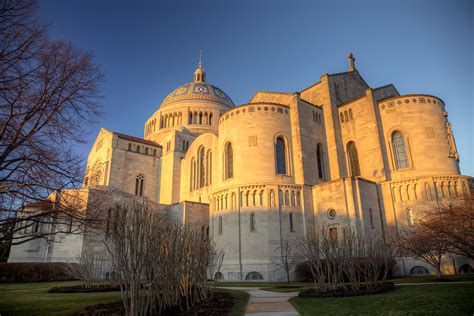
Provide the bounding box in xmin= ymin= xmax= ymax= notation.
xmin=223 ymin=287 xmax=300 ymax=316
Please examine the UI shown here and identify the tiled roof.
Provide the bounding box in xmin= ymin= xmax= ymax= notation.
xmin=115 ymin=132 xmax=161 ymax=147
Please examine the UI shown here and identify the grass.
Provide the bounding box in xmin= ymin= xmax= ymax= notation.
xmin=214 ymin=288 xmax=250 ymax=316
xmin=217 ymin=274 xmax=474 ymax=293
xmin=290 ymin=283 xmax=474 ymax=315
xmin=0 ymin=281 xmax=250 ymax=316
xmin=0 ymin=281 xmax=121 ymax=316
xmin=390 ymin=274 xmax=474 ymax=284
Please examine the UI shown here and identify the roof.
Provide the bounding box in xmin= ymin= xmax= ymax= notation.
xmin=114 ymin=132 xmax=162 ymax=147
xmin=160 ymin=82 xmax=235 ymax=109
xmin=373 ymin=84 xmax=400 ymax=102
xmin=24 ymin=200 xmax=53 ymax=210
xmin=328 ymin=70 xmax=370 ymax=106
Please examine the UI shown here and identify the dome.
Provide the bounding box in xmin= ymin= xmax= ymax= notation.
xmin=160 ymin=63 xmax=234 ymax=109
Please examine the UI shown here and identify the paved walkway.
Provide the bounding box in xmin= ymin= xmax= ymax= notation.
xmin=223 ymin=287 xmax=300 ymax=316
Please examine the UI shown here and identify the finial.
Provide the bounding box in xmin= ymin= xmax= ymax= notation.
xmin=194 ymin=51 xmax=206 ymax=83
xmin=347 ymin=53 xmax=356 ymax=71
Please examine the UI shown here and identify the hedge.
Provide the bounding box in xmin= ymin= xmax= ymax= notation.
xmin=0 ymin=262 xmax=78 ymax=282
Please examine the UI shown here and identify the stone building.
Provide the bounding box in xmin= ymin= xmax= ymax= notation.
xmin=9 ymin=54 xmax=473 ymax=279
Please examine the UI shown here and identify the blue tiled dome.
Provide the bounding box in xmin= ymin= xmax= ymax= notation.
xmin=160 ymin=64 xmax=234 ymax=109
xmin=161 ymin=82 xmax=234 ymax=108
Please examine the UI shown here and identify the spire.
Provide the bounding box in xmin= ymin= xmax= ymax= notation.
xmin=347 ymin=53 xmax=356 ymax=71
xmin=194 ymin=51 xmax=206 ymax=82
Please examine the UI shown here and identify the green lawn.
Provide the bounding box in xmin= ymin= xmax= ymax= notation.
xmin=216 ymin=288 xmax=250 ymax=316
xmin=290 ymin=283 xmax=474 ymax=315
xmin=0 ymin=281 xmax=121 ymax=316
xmin=0 ymin=281 xmax=249 ymax=316
xmin=390 ymin=274 xmax=474 ymax=284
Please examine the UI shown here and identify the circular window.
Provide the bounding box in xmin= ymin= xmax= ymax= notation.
xmin=327 ymin=209 xmax=337 ymax=220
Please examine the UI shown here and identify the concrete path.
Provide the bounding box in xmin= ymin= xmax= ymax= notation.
xmin=223 ymin=287 xmax=300 ymax=316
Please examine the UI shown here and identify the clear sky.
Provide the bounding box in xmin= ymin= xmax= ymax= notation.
xmin=37 ymin=0 xmax=473 ymax=175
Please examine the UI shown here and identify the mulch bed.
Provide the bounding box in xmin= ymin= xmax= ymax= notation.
xmin=74 ymin=292 xmax=236 ymax=316
xmin=49 ymin=284 xmax=121 ymax=293
xmin=298 ymin=282 xmax=396 ymax=298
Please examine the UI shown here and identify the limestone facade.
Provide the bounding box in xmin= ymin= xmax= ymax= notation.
xmin=9 ymin=55 xmax=473 ymax=279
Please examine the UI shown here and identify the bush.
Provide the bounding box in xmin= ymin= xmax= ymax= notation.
xmin=295 ymin=259 xmax=396 ymax=283
xmin=295 ymin=262 xmax=313 ymax=282
xmin=0 ymin=262 xmax=78 ymax=282
xmin=49 ymin=284 xmax=120 ymax=293
xmin=298 ymin=282 xmax=396 ymax=298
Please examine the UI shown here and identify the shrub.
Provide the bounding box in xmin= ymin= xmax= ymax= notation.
xmin=298 ymin=282 xmax=396 ymax=298
xmin=49 ymin=284 xmax=120 ymax=293
xmin=0 ymin=262 xmax=78 ymax=282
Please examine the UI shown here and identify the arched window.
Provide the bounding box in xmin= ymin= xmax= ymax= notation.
xmin=190 ymin=158 xmax=196 ymax=191
xmin=347 ymin=141 xmax=360 ymax=177
xmin=250 ymin=212 xmax=256 ymax=232
xmin=245 ymin=191 xmax=249 ymax=207
xmin=275 ymin=137 xmax=287 ymax=175
xmin=289 ymin=213 xmax=295 ymax=232
xmin=189 ymin=112 xmax=193 ymax=124
xmin=253 ymin=190 xmax=257 ymax=206
xmin=349 ymin=109 xmax=353 ymax=120
xmin=344 ymin=111 xmax=349 ymax=121
xmin=135 ymin=174 xmax=144 ymax=196
xmin=454 ymin=182 xmax=459 ymax=196
xmin=259 ymin=190 xmax=264 ymax=206
xmin=270 ymin=190 xmax=275 ymax=207
xmin=406 ymin=208 xmax=415 ymax=226
xmin=231 ymin=193 xmax=236 ymax=209
xmin=209 ymin=113 xmax=213 ymax=125
xmin=410 ymin=266 xmax=429 ymax=275
xmin=199 ymin=112 xmax=203 ymax=125
xmin=392 ymin=132 xmax=409 ymax=169
xmin=245 ymin=271 xmax=263 ymax=280
xmin=369 ymin=208 xmax=375 ymax=229
xmin=224 ymin=142 xmax=233 ymax=179
xmin=296 ymin=191 xmax=301 ymax=207
xmin=199 ymin=147 xmax=205 ymax=188
xmin=206 ymin=150 xmax=212 ymax=186
xmin=291 ymin=191 xmax=296 ymax=206
xmin=316 ymin=143 xmax=325 ymax=179
xmin=284 ymin=190 xmax=289 ymax=206
xmin=193 ymin=111 xmax=198 ymax=124
xmin=204 ymin=112 xmax=208 ymax=125
xmin=218 ymin=216 xmax=223 ymax=235
xmin=340 ymin=113 xmax=344 ymax=123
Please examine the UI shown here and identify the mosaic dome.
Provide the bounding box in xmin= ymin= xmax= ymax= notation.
xmin=160 ymin=64 xmax=234 ymax=109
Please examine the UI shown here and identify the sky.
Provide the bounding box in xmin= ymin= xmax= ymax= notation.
xmin=37 ymin=0 xmax=473 ymax=175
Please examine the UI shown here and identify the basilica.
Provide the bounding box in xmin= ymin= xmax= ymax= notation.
xmin=9 ymin=54 xmax=473 ymax=280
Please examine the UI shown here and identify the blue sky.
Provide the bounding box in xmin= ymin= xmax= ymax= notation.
xmin=38 ymin=0 xmax=473 ymax=175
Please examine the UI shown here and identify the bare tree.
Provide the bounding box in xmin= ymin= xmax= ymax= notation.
xmin=0 ymin=0 xmax=103 ymax=249
xmin=104 ymin=202 xmax=215 ymax=316
xmin=421 ymin=193 xmax=474 ymax=260
xmin=392 ymin=225 xmax=449 ymax=279
xmin=299 ymin=226 xmax=392 ymax=292
xmin=276 ymin=236 xmax=297 ymax=284
xmin=65 ymin=249 xmax=108 ymax=289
